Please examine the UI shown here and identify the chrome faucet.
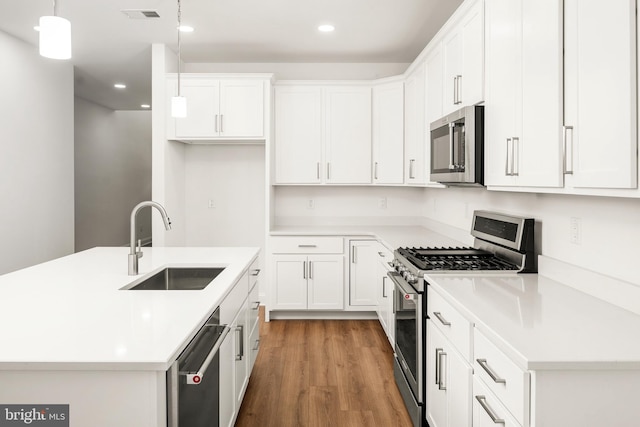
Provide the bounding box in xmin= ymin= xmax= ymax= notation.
xmin=128 ymin=201 xmax=172 ymax=275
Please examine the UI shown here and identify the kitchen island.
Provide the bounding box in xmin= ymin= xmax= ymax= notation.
xmin=0 ymin=246 xmax=259 ymax=427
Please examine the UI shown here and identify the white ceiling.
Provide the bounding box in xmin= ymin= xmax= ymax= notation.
xmin=0 ymin=0 xmax=462 ymax=111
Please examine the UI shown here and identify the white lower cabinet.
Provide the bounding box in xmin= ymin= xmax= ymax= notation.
xmin=426 ymin=320 xmax=473 ymax=427
xmin=473 ymin=376 xmax=521 ymax=427
xmin=375 ymin=246 xmax=394 ymax=347
xmin=348 ymin=240 xmax=379 ymax=307
xmin=271 ymin=254 xmax=344 ymax=310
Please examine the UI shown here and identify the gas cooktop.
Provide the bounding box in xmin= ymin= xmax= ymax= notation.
xmin=397 ymin=246 xmax=520 ymax=271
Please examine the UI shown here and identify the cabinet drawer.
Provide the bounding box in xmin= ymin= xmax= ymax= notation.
xmin=221 ymin=272 xmax=249 ymax=325
xmin=248 ymin=258 xmax=260 ymax=291
xmin=428 ymin=286 xmax=473 ymax=362
xmin=473 ymin=376 xmax=522 ymax=427
xmin=473 ymin=329 xmax=529 ymax=427
xmin=271 ymin=236 xmax=343 ymax=254
xmin=249 ymin=321 xmax=260 ymax=372
xmin=248 ymin=278 xmax=260 ymax=332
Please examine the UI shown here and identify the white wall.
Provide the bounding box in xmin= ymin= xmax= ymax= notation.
xmin=185 ymin=62 xmax=410 ymax=80
xmin=421 ymin=187 xmax=640 ymax=286
xmin=184 ymin=145 xmax=265 ymax=260
xmin=0 ymin=30 xmax=74 ymax=275
xmin=274 ymin=186 xmax=425 ymax=226
xmin=74 ymin=98 xmax=152 ymax=251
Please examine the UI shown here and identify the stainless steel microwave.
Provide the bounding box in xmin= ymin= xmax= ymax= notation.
xmin=429 ymin=105 xmax=484 ymax=185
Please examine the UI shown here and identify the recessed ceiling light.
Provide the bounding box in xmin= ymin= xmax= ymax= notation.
xmin=318 ymin=24 xmax=335 ymax=33
xmin=114 ymin=83 xmax=126 ymax=89
xmin=178 ymin=25 xmax=194 ymax=33
xmin=141 ymin=104 xmax=151 ymax=109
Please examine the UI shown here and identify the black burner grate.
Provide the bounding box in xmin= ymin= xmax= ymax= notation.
xmin=398 ymin=247 xmax=519 ymax=271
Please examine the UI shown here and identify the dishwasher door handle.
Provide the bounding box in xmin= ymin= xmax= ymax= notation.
xmin=183 ymin=325 xmax=230 ymax=385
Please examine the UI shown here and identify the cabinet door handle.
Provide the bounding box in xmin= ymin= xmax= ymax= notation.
xmin=409 ymin=159 xmax=415 ymax=179
xmin=435 ymin=347 xmax=443 ymax=385
xmin=374 ymin=162 xmax=378 ymax=180
xmin=252 ymin=339 xmax=260 ymax=351
xmin=456 ymin=75 xmax=463 ymax=104
xmin=512 ymin=137 xmax=519 ymax=176
xmin=453 ymin=76 xmax=457 ymax=105
xmin=235 ymin=325 xmax=244 ymax=361
xmin=303 ymin=261 xmax=307 ymax=279
xmin=505 ymin=138 xmax=511 ymax=176
xmin=382 ymin=276 xmax=387 ymax=298
xmin=476 ymin=359 xmax=507 ymax=384
xmin=220 ymin=114 xmax=224 ymax=133
xmin=449 ymin=122 xmax=456 ymax=169
xmin=317 ymin=162 xmax=320 ymax=180
xmin=475 ymin=396 xmax=505 ymax=424
xmin=352 ymin=246 xmax=357 ymax=264
xmin=215 ymin=114 xmax=219 ymax=133
xmin=308 ymin=261 xmax=313 ymax=279
xmin=438 ymin=350 xmax=447 ymax=390
xmin=563 ymin=126 xmax=574 ymax=175
xmin=327 ymin=162 xmax=331 ymax=180
xmin=433 ymin=311 xmax=451 ymax=326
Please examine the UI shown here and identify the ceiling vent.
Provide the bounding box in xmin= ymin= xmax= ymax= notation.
xmin=121 ymin=9 xmax=161 ymax=19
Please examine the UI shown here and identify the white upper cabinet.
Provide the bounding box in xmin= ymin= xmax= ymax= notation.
xmin=484 ymin=0 xmax=563 ymax=188
xmin=404 ymin=62 xmax=427 ymax=184
xmin=325 ymin=86 xmax=372 ymax=184
xmin=373 ymin=81 xmax=405 ymax=184
xmin=274 ymin=86 xmax=323 ymax=184
xmin=425 ymin=47 xmax=444 ymax=127
xmin=442 ymin=0 xmax=484 ymax=115
xmin=274 ymin=84 xmax=372 ymax=185
xmin=166 ymin=76 xmax=266 ymax=141
xmin=564 ymin=0 xmax=638 ymax=189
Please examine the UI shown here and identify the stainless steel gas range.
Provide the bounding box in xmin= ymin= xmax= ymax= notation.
xmin=388 ymin=211 xmax=536 ymax=427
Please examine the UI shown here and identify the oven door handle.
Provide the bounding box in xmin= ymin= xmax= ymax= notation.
xmin=181 ymin=325 xmax=230 ymax=385
xmin=387 ymin=271 xmax=416 ymax=300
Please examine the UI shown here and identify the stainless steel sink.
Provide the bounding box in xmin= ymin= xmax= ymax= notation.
xmin=125 ymin=267 xmax=225 ymax=290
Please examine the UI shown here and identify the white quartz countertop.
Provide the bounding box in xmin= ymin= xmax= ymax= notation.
xmin=427 ymin=273 xmax=640 ymax=370
xmin=271 ymin=225 xmax=468 ymax=252
xmin=0 ymin=247 xmax=258 ymax=371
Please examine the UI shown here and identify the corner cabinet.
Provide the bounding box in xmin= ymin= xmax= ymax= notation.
xmin=166 ymin=75 xmax=268 ymax=142
xmin=372 ymin=81 xmax=405 ymax=184
xmin=274 ymin=84 xmax=372 ymax=185
xmin=484 ymin=0 xmax=563 ymax=188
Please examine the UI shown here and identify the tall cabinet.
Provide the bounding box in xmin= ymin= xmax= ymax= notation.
xmin=564 ymin=0 xmax=638 ymax=189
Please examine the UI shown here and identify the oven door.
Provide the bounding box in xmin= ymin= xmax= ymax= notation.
xmin=388 ymin=271 xmax=423 ymax=403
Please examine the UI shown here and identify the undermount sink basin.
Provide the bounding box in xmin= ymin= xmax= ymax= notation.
xmin=125 ymin=267 xmax=225 ymax=291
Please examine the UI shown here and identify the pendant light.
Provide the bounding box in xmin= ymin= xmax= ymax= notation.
xmin=39 ymin=0 xmax=72 ymax=60
xmin=171 ymin=0 xmax=187 ymax=118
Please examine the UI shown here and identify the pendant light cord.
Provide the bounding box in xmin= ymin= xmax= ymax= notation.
xmin=177 ymin=0 xmax=182 ymax=97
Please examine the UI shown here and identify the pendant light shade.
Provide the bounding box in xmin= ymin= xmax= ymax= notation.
xmin=171 ymin=0 xmax=186 ymax=118
xmin=171 ymin=96 xmax=187 ymax=118
xmin=39 ymin=2 xmax=72 ymax=60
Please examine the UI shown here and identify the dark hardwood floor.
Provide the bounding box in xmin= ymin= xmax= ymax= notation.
xmin=235 ymin=308 xmax=413 ymax=427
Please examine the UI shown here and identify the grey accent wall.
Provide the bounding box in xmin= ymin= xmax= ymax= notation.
xmin=74 ymin=98 xmax=151 ymax=251
xmin=0 ymin=30 xmax=74 ymax=275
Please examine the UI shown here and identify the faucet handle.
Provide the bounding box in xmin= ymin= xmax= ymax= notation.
xmin=137 ymin=239 xmax=143 ymax=258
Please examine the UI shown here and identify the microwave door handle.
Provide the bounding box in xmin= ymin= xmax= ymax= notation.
xmin=449 ymin=122 xmax=455 ymax=169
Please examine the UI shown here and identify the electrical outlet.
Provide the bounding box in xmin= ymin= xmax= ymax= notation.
xmin=307 ymin=199 xmax=314 ymax=210
xmin=379 ymin=197 xmax=387 ymax=209
xmin=208 ymin=199 xmax=215 ymax=209
xmin=570 ymin=217 xmax=581 ymax=245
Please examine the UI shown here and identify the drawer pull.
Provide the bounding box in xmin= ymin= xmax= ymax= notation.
xmin=477 ymin=359 xmax=507 ymax=384
xmin=250 ymin=269 xmax=261 ymax=276
xmin=298 ymin=244 xmax=317 ymax=248
xmin=252 ymin=339 xmax=260 ymax=351
xmin=252 ymin=301 xmax=260 ymax=310
xmin=433 ymin=312 xmax=451 ymax=326
xmin=378 ymin=251 xmax=386 ymax=257
xmin=475 ymin=395 xmax=505 ymax=424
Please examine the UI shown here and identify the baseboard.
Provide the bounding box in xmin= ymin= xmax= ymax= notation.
xmin=268 ymin=310 xmax=378 ymax=321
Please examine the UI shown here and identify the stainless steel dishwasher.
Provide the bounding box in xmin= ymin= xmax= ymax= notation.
xmin=167 ymin=307 xmax=230 ymax=427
